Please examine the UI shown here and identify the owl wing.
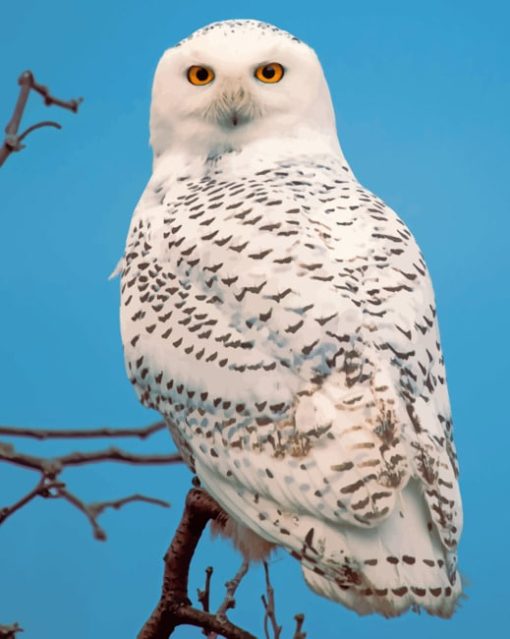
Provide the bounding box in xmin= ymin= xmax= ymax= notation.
xmin=122 ymin=172 xmax=461 ymax=554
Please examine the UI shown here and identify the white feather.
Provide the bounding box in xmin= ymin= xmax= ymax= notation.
xmin=120 ymin=19 xmax=463 ymax=618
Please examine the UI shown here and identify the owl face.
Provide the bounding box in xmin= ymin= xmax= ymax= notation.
xmin=150 ymin=20 xmax=338 ymax=158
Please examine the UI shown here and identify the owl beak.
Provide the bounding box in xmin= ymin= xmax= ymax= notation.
xmin=228 ymin=109 xmax=247 ymax=128
xmin=212 ymin=82 xmax=255 ymax=129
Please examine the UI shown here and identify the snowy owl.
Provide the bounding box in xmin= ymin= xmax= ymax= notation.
xmin=120 ymin=19 xmax=462 ymax=618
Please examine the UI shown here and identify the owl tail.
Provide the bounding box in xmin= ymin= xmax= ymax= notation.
xmin=196 ymin=458 xmax=462 ymax=618
xmin=300 ymin=478 xmax=462 ymax=617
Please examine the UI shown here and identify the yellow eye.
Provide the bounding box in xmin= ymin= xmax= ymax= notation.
xmin=255 ymin=62 xmax=284 ymax=84
xmin=187 ymin=65 xmax=215 ymax=86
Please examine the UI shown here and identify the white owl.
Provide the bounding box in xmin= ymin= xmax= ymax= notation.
xmin=120 ymin=20 xmax=462 ymax=618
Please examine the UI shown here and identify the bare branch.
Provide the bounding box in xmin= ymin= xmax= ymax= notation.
xmin=0 ymin=427 xmax=180 ymax=532
xmin=0 ymin=70 xmax=82 ymax=167
xmin=89 ymin=494 xmax=170 ymax=517
xmin=0 ymin=467 xmax=169 ymax=540
xmin=0 ymin=422 xmax=299 ymax=637
xmin=138 ymin=488 xmax=256 ymax=639
xmin=56 ymin=486 xmax=169 ymax=541
xmin=206 ymin=560 xmax=250 ymax=639
xmin=0 ymin=442 xmax=181 ymax=473
xmin=262 ymin=562 xmax=282 ymax=639
xmin=0 ymin=421 xmax=166 ymax=440
xmin=28 ymin=73 xmax=82 ymax=111
xmin=17 ymin=120 xmax=61 ymax=141
xmin=0 ymin=476 xmax=47 ymax=523
xmin=292 ymin=614 xmax=306 ymax=639
xmin=51 ymin=448 xmax=182 ymax=468
xmin=216 ymin=559 xmax=250 ymax=621
xmin=56 ymin=484 xmax=110 ymax=540
xmin=0 ymin=623 xmax=23 ymax=638
xmin=0 ymin=64 xmax=301 ymax=637
xmin=1 ymin=420 xmax=300 ymax=637
xmin=198 ymin=566 xmax=214 ymax=613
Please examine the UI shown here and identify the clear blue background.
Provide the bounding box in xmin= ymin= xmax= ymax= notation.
xmin=1 ymin=1 xmax=508 ymax=637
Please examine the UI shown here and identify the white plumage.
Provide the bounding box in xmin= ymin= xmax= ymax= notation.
xmin=120 ymin=19 xmax=462 ymax=618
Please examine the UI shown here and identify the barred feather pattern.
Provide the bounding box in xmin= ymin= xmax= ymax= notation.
xmin=120 ymin=150 xmax=462 ymax=617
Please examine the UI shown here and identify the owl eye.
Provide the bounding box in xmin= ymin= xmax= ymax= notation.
xmin=187 ymin=65 xmax=215 ymax=86
xmin=254 ymin=62 xmax=284 ymax=84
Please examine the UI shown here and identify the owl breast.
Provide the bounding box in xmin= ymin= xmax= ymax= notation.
xmin=120 ymin=150 xmax=462 ymax=618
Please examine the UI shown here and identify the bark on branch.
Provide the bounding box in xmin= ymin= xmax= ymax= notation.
xmin=138 ymin=488 xmax=256 ymax=639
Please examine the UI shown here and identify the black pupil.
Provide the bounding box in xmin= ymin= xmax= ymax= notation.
xmin=196 ymin=68 xmax=209 ymax=82
xmin=263 ymin=66 xmax=276 ymax=79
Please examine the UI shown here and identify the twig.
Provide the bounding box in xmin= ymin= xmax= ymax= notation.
xmin=261 ymin=562 xmax=282 ymax=639
xmin=0 ymin=70 xmax=82 ymax=167
xmin=0 ymin=421 xmax=166 ymax=440
xmin=216 ymin=560 xmax=250 ymax=620
xmin=0 ymin=623 xmax=23 ymax=638
xmin=0 ymin=66 xmax=295 ymax=638
xmin=0 ymin=425 xmax=295 ymax=637
xmin=17 ymin=120 xmax=61 ymax=141
xmin=0 ymin=469 xmax=169 ymax=539
xmin=138 ymin=488 xmax=256 ymax=639
xmin=56 ymin=486 xmax=169 ymax=541
xmin=198 ymin=566 xmax=214 ymax=613
xmin=89 ymin=493 xmax=170 ymax=517
xmin=0 ymin=433 xmax=180 ymax=531
xmin=0 ymin=476 xmax=47 ymax=523
xmin=292 ymin=614 xmax=306 ymax=639
xmin=28 ymin=73 xmax=81 ymax=111
xmin=206 ymin=560 xmax=250 ymax=639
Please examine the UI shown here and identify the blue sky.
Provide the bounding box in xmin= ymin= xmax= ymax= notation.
xmin=0 ymin=0 xmax=509 ymax=637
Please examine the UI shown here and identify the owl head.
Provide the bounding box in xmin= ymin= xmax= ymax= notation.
xmin=150 ymin=20 xmax=340 ymax=161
